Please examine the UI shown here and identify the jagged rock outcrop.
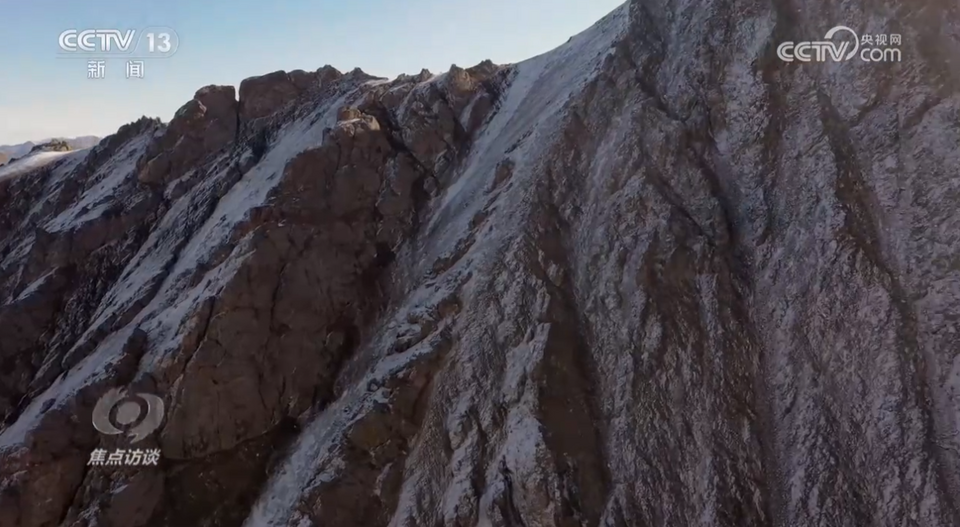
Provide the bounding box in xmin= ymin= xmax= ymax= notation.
xmin=138 ymin=86 xmax=239 ymax=186
xmin=238 ymin=70 xmax=322 ymax=123
xmin=0 ymin=1 xmax=958 ymax=526
xmin=316 ymin=64 xmax=344 ymax=88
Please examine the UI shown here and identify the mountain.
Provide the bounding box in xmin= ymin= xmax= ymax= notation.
xmin=0 ymin=136 xmax=100 ymax=161
xmin=0 ymin=140 xmax=96 ymax=182
xmin=0 ymin=1 xmax=958 ymax=526
xmin=0 ymin=150 xmax=79 ymax=182
xmin=0 ymin=142 xmax=39 ymax=159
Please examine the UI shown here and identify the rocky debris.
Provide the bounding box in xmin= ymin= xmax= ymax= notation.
xmin=1 ymin=0 xmax=959 ymax=526
xmin=137 ymin=86 xmax=238 ymax=186
xmin=0 ymin=153 xmax=8 ymax=166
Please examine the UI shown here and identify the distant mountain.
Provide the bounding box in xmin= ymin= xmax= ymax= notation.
xmin=0 ymin=135 xmax=100 ymax=160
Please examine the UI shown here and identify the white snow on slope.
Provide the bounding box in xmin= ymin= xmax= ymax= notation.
xmin=150 ymin=90 xmax=354 ymax=303
xmin=242 ymin=310 xmax=450 ymax=527
xmin=46 ymin=134 xmax=151 ymax=232
xmin=81 ymin=151 xmax=234 ymax=339
xmin=0 ymin=149 xmax=88 ymax=273
xmin=13 ymin=268 xmax=57 ymax=303
xmin=422 ymin=2 xmax=628 ymax=268
xmin=0 ymin=90 xmax=356 ymax=457
xmin=241 ymin=5 xmax=630 ymax=527
xmin=91 ymin=88 xmax=360 ymax=373
xmin=0 ymin=0 xmax=630 ymax=510
xmin=0 ymin=328 xmax=137 ymax=454
xmin=0 ymin=150 xmax=80 ymax=181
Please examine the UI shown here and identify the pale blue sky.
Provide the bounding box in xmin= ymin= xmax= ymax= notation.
xmin=0 ymin=0 xmax=623 ymax=144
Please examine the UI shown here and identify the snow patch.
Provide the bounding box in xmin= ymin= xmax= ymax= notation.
xmin=45 ymin=136 xmax=149 ymax=232
xmin=423 ymin=3 xmax=629 ymax=268
xmin=244 ymin=296 xmax=449 ymax=527
xmin=0 ymin=329 xmax=135 ymax=454
xmin=242 ymin=382 xmax=362 ymax=527
xmin=14 ymin=268 xmax=57 ymax=303
xmin=157 ymin=89 xmax=354 ymax=292
xmin=0 ymin=150 xmax=84 ymax=181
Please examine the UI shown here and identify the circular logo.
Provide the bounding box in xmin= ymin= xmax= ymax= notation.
xmin=823 ymin=25 xmax=860 ymax=61
xmin=91 ymin=388 xmax=165 ymax=443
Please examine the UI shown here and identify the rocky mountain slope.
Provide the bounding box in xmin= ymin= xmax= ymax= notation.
xmin=0 ymin=0 xmax=958 ymax=526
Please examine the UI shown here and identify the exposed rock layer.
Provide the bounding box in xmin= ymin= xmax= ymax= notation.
xmin=0 ymin=1 xmax=958 ymax=526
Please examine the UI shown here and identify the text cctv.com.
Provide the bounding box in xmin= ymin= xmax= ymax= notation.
xmin=777 ymin=26 xmax=903 ymax=63
xmin=779 ymin=42 xmax=902 ymax=63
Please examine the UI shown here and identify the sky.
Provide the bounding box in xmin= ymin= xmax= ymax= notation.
xmin=0 ymin=0 xmax=624 ymax=145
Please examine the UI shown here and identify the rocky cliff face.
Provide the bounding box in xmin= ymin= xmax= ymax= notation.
xmin=1 ymin=1 xmax=959 ymax=526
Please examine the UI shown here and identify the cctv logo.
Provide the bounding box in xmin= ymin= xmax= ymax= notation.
xmin=92 ymin=388 xmax=165 ymax=443
xmin=59 ymin=29 xmax=136 ymax=53
xmin=777 ymin=26 xmax=859 ymax=62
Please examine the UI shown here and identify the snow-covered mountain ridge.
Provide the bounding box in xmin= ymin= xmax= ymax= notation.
xmin=0 ymin=136 xmax=100 ymax=163
xmin=0 ymin=1 xmax=959 ymax=526
xmin=0 ymin=150 xmax=78 ymax=181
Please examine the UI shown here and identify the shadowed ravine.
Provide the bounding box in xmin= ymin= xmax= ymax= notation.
xmin=0 ymin=1 xmax=958 ymax=526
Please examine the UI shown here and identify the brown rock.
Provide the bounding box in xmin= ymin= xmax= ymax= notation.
xmin=193 ymin=85 xmax=237 ymax=123
xmin=466 ymin=58 xmax=498 ymax=79
xmin=316 ymin=64 xmax=343 ymax=87
xmin=288 ymin=69 xmax=318 ymax=93
xmin=337 ymin=107 xmax=362 ymax=122
xmin=138 ymin=85 xmax=238 ymax=185
xmin=238 ymin=70 xmax=302 ymax=122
